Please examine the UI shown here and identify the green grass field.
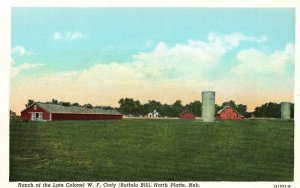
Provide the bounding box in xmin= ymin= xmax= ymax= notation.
xmin=10 ymin=119 xmax=294 ymax=181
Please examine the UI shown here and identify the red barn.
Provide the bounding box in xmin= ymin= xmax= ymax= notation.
xmin=216 ymin=106 xmax=244 ymax=120
xmin=21 ymin=102 xmax=123 ymax=121
xmin=179 ymin=110 xmax=195 ymax=120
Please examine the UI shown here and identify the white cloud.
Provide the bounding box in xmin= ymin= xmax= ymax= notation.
xmin=207 ymin=32 xmax=267 ymax=49
xmin=10 ymin=33 xmax=293 ymax=114
xmin=11 ymin=63 xmax=44 ymax=78
xmin=53 ymin=32 xmax=62 ymax=41
xmin=67 ymin=31 xmax=84 ymax=41
xmin=133 ymin=40 xmax=223 ymax=81
xmin=53 ymin=31 xmax=84 ymax=42
xmin=233 ymin=43 xmax=294 ymax=75
xmin=11 ymin=46 xmax=33 ymax=56
xmin=132 ymin=32 xmax=267 ymax=81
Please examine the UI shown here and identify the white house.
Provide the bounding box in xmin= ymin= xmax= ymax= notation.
xmin=148 ymin=110 xmax=159 ymax=118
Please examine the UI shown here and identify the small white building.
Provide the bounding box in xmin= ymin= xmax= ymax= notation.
xmin=148 ymin=110 xmax=159 ymax=118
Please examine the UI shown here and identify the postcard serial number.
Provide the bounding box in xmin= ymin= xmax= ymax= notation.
xmin=273 ymin=185 xmax=291 ymax=188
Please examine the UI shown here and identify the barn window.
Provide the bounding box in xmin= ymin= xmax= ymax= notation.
xmin=34 ymin=105 xmax=37 ymax=110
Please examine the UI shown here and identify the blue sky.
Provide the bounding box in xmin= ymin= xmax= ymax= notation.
xmin=11 ymin=8 xmax=295 ymax=113
xmin=12 ymin=8 xmax=294 ymax=70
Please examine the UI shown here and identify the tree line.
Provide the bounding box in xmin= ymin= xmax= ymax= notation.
xmin=118 ymin=98 xmax=247 ymax=117
xmin=118 ymin=98 xmax=294 ymax=118
xmin=25 ymin=99 xmax=114 ymax=110
xmin=13 ymin=98 xmax=293 ymax=118
xmin=254 ymin=102 xmax=294 ymax=118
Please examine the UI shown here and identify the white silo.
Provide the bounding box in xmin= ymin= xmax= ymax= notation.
xmin=202 ymin=91 xmax=215 ymax=122
xmin=281 ymin=102 xmax=291 ymax=120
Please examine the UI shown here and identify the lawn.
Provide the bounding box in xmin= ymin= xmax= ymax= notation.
xmin=10 ymin=119 xmax=294 ymax=181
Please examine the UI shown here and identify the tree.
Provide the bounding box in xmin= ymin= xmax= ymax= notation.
xmin=291 ymin=103 xmax=294 ymax=119
xmin=118 ymin=98 xmax=142 ymax=116
xmin=236 ymin=104 xmax=247 ymax=116
xmin=59 ymin=101 xmax=71 ymax=106
xmin=45 ymin=98 xmax=58 ymax=104
xmin=185 ymin=100 xmax=202 ymax=116
xmin=215 ymin=104 xmax=222 ymax=113
xmin=102 ymin=106 xmax=114 ymax=110
xmin=51 ymin=99 xmax=58 ymax=104
xmin=161 ymin=104 xmax=172 ymax=117
xmin=143 ymin=100 xmax=163 ymax=115
xmin=10 ymin=110 xmax=17 ymax=117
xmin=221 ymin=100 xmax=236 ymax=109
xmin=10 ymin=110 xmax=19 ymax=121
xmin=72 ymin=102 xmax=80 ymax=106
xmin=220 ymin=100 xmax=247 ymax=116
xmin=254 ymin=102 xmax=280 ymax=118
xmin=83 ymin=103 xmax=93 ymax=108
xmin=25 ymin=99 xmax=35 ymax=107
xmin=172 ymin=100 xmax=184 ymax=117
xmin=134 ymin=100 xmax=143 ymax=115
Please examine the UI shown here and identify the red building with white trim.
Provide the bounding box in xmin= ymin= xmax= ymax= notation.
xmin=215 ymin=106 xmax=244 ymax=120
xmin=21 ymin=102 xmax=123 ymax=121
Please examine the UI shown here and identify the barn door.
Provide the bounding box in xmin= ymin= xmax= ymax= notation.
xmin=31 ymin=113 xmax=43 ymax=121
xmin=31 ymin=113 xmax=36 ymax=121
xmin=226 ymin=113 xmax=230 ymax=120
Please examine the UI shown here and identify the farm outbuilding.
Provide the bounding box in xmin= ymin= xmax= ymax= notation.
xmin=179 ymin=110 xmax=195 ymax=120
xmin=21 ymin=102 xmax=123 ymax=121
xmin=215 ymin=106 xmax=244 ymax=120
xmin=148 ymin=110 xmax=159 ymax=118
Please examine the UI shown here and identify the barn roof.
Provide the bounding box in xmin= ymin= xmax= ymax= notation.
xmin=216 ymin=106 xmax=242 ymax=115
xmin=24 ymin=102 xmax=122 ymax=115
xmin=179 ymin=109 xmax=194 ymax=116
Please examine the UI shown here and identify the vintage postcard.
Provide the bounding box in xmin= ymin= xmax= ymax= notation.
xmin=1 ymin=2 xmax=299 ymax=188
